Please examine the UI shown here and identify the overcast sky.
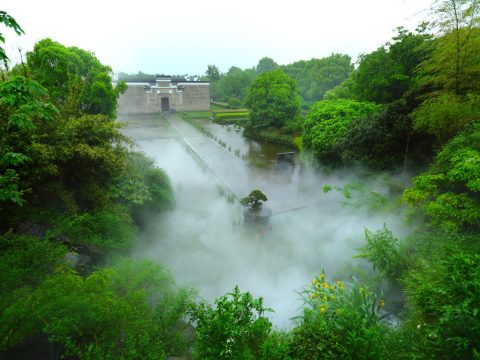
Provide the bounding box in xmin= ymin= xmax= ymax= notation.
xmin=3 ymin=0 xmax=433 ymax=76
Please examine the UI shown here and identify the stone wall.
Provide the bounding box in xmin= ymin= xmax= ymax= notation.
xmin=177 ymin=84 xmax=210 ymax=111
xmin=117 ymin=82 xmax=210 ymax=114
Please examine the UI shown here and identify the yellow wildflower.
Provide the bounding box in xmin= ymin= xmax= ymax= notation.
xmin=379 ymin=299 xmax=385 ymax=308
xmin=320 ymin=273 xmax=325 ymax=280
xmin=336 ymin=280 xmax=344 ymax=289
xmin=322 ymin=282 xmax=329 ymax=289
xmin=320 ymin=306 xmax=327 ymax=314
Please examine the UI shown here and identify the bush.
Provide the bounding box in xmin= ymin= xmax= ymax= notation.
xmin=49 ymin=207 xmax=136 ymax=251
xmin=357 ymin=225 xmax=405 ymax=281
xmin=403 ymin=252 xmax=480 ymax=359
xmin=1 ymin=259 xmax=194 ymax=359
xmin=228 ymin=97 xmax=243 ymax=109
xmin=188 ymin=286 xmax=272 ymax=360
xmin=260 ymin=331 xmax=292 ymax=360
xmin=302 ymin=99 xmax=382 ymax=165
xmin=110 ymin=152 xmax=174 ymax=223
xmin=290 ymin=273 xmax=389 ymax=359
xmin=403 ymin=121 xmax=480 ymax=232
xmin=0 ymin=232 xmax=67 ymax=309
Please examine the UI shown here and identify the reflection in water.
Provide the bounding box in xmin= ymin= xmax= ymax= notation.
xmin=203 ymin=123 xmax=295 ymax=169
xmin=120 ymin=114 xmax=410 ymax=328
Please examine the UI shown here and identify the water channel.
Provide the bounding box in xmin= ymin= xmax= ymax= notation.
xmin=119 ymin=113 xmax=408 ymax=327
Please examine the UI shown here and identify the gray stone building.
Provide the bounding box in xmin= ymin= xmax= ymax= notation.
xmin=117 ymin=75 xmax=210 ymax=114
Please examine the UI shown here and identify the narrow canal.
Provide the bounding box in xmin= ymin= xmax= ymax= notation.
xmin=119 ymin=113 xmax=408 ymax=327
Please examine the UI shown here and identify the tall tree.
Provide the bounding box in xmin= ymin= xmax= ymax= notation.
xmin=302 ymin=99 xmax=382 ymax=165
xmin=326 ymin=27 xmax=431 ymax=104
xmin=282 ymin=54 xmax=353 ymax=106
xmin=245 ymin=70 xmax=300 ymax=129
xmin=0 ymin=10 xmax=24 ymax=64
xmin=206 ymin=64 xmax=220 ymax=82
xmin=420 ymin=0 xmax=480 ymax=95
xmin=413 ymin=0 xmax=480 ymax=147
xmin=26 ymin=39 xmax=125 ymax=118
xmin=256 ymin=57 xmax=278 ymax=74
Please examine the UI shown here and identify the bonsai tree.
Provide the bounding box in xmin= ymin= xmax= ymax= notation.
xmin=240 ymin=190 xmax=267 ymax=210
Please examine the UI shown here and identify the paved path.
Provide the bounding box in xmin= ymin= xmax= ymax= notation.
xmin=164 ymin=113 xmax=252 ymax=198
xmin=163 ymin=113 xmax=325 ymax=214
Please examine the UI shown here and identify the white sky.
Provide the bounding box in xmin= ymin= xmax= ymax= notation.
xmin=2 ymin=0 xmax=433 ymax=75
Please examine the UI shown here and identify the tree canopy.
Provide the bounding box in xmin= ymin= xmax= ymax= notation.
xmin=25 ymin=38 xmax=125 ymax=118
xmin=302 ymin=99 xmax=382 ymax=165
xmin=282 ymin=54 xmax=353 ymax=106
xmin=245 ymin=70 xmax=300 ymax=129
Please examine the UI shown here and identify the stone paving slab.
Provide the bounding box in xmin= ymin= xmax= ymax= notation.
xmin=164 ymin=113 xmax=325 ymax=213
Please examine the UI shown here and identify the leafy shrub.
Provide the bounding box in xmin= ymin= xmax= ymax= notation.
xmin=1 ymin=259 xmax=193 ymax=359
xmin=404 ymin=121 xmax=480 ymax=232
xmin=228 ymin=97 xmax=243 ymax=109
xmin=403 ymin=253 xmax=480 ymax=358
xmin=0 ymin=232 xmax=67 ymax=309
xmin=49 ymin=207 xmax=136 ymax=251
xmin=110 ymin=152 xmax=174 ymax=222
xmin=290 ymin=273 xmax=389 ymax=359
xmin=357 ymin=226 xmax=405 ymax=280
xmin=302 ymin=99 xmax=382 ymax=165
xmin=260 ymin=331 xmax=292 ymax=360
xmin=188 ymin=286 xmax=272 ymax=360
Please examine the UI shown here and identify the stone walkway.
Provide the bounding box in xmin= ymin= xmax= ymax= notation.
xmin=163 ymin=113 xmax=326 ymax=214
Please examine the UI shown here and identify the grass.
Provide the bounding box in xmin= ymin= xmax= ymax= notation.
xmin=214 ymin=112 xmax=248 ymax=120
xmin=210 ymin=101 xmax=229 ymax=109
xmin=184 ymin=111 xmax=213 ymax=119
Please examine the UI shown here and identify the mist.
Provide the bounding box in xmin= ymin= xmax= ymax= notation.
xmin=125 ymin=116 xmax=412 ymax=328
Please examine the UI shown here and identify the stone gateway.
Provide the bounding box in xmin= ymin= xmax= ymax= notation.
xmin=117 ymin=75 xmax=210 ymax=114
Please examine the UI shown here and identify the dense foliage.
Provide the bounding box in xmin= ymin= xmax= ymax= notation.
xmin=282 ymin=54 xmax=353 ymax=107
xmin=25 ymin=38 xmax=126 ymax=118
xmin=188 ymin=287 xmax=272 ymax=359
xmin=1 ymin=13 xmax=178 ymax=358
xmin=2 ymin=1 xmax=480 ymax=358
xmin=404 ymin=121 xmax=480 ymax=232
xmin=245 ymin=70 xmax=300 ymax=130
xmin=302 ymin=99 xmax=382 ymax=165
xmin=206 ymin=53 xmax=352 ymax=107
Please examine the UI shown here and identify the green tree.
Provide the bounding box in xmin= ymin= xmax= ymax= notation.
xmin=340 ymin=98 xmax=435 ymax=170
xmin=423 ymin=0 xmax=480 ymax=95
xmin=1 ymin=258 xmax=193 ymax=359
xmin=256 ymin=57 xmax=278 ymax=74
xmin=240 ymin=189 xmax=268 ymax=210
xmin=327 ymin=27 xmax=431 ymax=104
xmin=26 ymin=38 xmax=124 ymax=117
xmin=0 ymin=76 xmax=58 ymax=207
xmin=302 ymin=99 xmax=382 ymax=165
xmin=245 ymin=70 xmax=300 ymax=129
xmin=0 ymin=10 xmax=24 ymax=64
xmin=206 ymin=64 xmax=220 ymax=82
xmin=213 ymin=66 xmax=257 ymax=101
xmin=404 ymin=121 xmax=480 ymax=232
xmin=411 ymin=93 xmax=480 ymax=145
xmin=282 ymin=54 xmax=353 ymax=106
